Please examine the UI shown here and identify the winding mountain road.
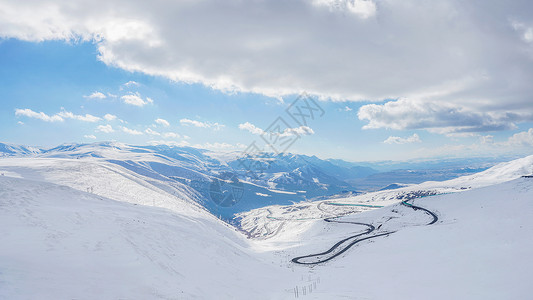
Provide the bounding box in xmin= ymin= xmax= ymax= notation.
xmin=400 ymin=200 xmax=438 ymax=225
xmin=292 ymin=199 xmax=438 ymax=265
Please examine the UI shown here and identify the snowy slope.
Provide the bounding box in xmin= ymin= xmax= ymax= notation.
xmin=293 ymin=177 xmax=533 ymax=299
xmin=0 ymin=157 xmax=207 ymax=218
xmin=2 ymin=169 xmax=532 ymax=299
xmin=0 ymin=176 xmax=300 ymax=299
xmin=442 ymin=154 xmax=533 ymax=187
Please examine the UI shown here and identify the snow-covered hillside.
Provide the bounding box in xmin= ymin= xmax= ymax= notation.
xmin=0 ymin=175 xmax=300 ymax=299
xmin=1 ymin=152 xmax=533 ymax=298
xmin=284 ymin=177 xmax=533 ymax=299
xmin=0 ymin=142 xmax=366 ymax=219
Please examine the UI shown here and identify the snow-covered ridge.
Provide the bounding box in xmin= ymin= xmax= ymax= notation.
xmin=0 ymin=142 xmax=42 ymax=157
xmin=444 ymin=154 xmax=533 ymax=186
xmin=0 ymin=142 xmax=363 ymax=219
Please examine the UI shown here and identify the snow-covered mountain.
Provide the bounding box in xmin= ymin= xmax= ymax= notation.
xmin=0 ymin=142 xmax=43 ymax=157
xmin=0 ymin=141 xmax=522 ymax=221
xmin=0 ymin=142 xmax=366 ymax=220
xmin=1 ymin=153 xmax=532 ymax=299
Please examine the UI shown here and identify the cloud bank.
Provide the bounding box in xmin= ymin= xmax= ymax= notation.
xmin=2 ymin=0 xmax=532 ymax=134
xmin=15 ymin=108 xmax=101 ymax=123
xmin=358 ymin=98 xmax=532 ymax=135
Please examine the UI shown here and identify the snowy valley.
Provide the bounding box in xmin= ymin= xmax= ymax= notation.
xmin=1 ymin=142 xmax=532 ymax=299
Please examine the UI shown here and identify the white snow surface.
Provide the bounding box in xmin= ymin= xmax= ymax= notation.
xmin=1 ymin=153 xmax=532 ymax=299
xmin=0 ymin=176 xmax=292 ymax=299
xmin=0 ymin=157 xmax=205 ymax=218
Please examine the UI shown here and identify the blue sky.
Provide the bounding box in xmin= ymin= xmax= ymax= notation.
xmin=1 ymin=1 xmax=532 ymax=161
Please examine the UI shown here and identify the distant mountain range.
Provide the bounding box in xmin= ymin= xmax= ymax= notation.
xmin=0 ymin=142 xmax=368 ymax=219
xmin=0 ymin=141 xmax=510 ymax=219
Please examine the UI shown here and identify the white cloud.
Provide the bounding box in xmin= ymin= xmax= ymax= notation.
xmin=383 ymin=128 xmax=533 ymax=159
xmin=84 ymin=91 xmax=106 ymax=99
xmin=145 ymin=128 xmax=160 ymax=136
xmin=383 ymin=133 xmax=421 ymax=144
xmin=358 ymin=98 xmax=528 ymax=135
xmin=121 ymin=126 xmax=143 ymax=135
xmin=163 ymin=132 xmax=180 ymax=138
xmin=104 ymin=114 xmax=117 ymax=121
xmin=180 ymin=118 xmax=224 ymax=130
xmin=155 ymin=118 xmax=170 ymax=127
xmin=346 ymin=0 xmax=376 ymax=19
xmin=180 ymin=118 xmax=209 ymax=128
xmin=210 ymin=123 xmax=224 ymax=131
xmin=96 ymin=124 xmax=114 ymax=133
xmin=480 ymin=135 xmax=494 ymax=144
xmin=444 ymin=132 xmax=478 ymax=139
xmin=344 ymin=106 xmax=352 ymax=112
xmin=2 ymin=0 xmax=533 ymax=136
xmin=238 ymin=122 xmax=264 ymax=135
xmin=512 ymin=21 xmax=533 ymax=43
xmin=57 ymin=111 xmax=101 ymax=122
xmin=313 ymin=0 xmax=376 ymax=19
xmin=526 ymin=28 xmax=533 ymax=43
xmin=15 ymin=108 xmax=63 ymax=122
xmin=506 ymin=128 xmax=533 ymax=146
xmin=16 ymin=108 xmax=102 ymax=123
xmin=121 ymin=93 xmax=153 ymax=107
xmin=123 ymin=81 xmax=140 ymax=87
xmin=282 ymin=126 xmax=314 ymax=137
xmin=239 ymin=121 xmax=314 ymax=137
xmin=84 ymin=134 xmax=97 ymax=139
